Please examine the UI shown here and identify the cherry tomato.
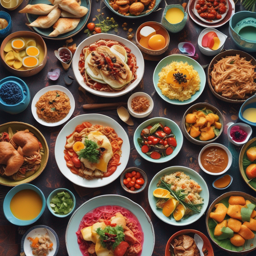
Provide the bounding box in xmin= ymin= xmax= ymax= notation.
xmin=213 ymin=1 xmax=219 ymax=6
xmin=148 ymin=141 xmax=152 ymax=145
xmin=216 ymin=14 xmax=222 ymax=19
xmin=167 ymin=137 xmax=177 ymax=147
xmin=136 ymin=178 xmax=145 ymax=185
xmin=148 ymin=136 xmax=155 ymax=141
xmin=152 ymin=138 xmax=160 ymax=145
xmin=159 ymin=139 xmax=164 ymax=145
xmin=123 ymin=179 xmax=128 ymax=185
xmin=202 ymin=5 xmax=208 ymax=11
xmin=127 ymin=177 xmax=131 ymax=182
xmin=141 ymin=145 xmax=149 ymax=153
xmin=195 ymin=4 xmax=201 ymax=9
xmin=135 ymin=184 xmax=141 ymax=190
xmin=220 ymin=0 xmax=226 ymax=3
xmin=150 ymin=151 xmax=161 ymax=159
xmin=129 ymin=181 xmax=135 ymax=187
xmin=164 ymin=140 xmax=168 ymax=146
xmin=131 ymin=171 xmax=136 ymax=177
xmin=163 ymin=126 xmax=171 ymax=135
xmin=198 ymin=0 xmax=205 ymax=5
xmin=155 ymin=131 xmax=166 ymax=138
xmin=72 ymin=155 xmax=81 ymax=168
xmin=87 ymin=22 xmax=95 ymax=31
xmin=207 ymin=2 xmax=212 ymax=6
xmin=130 ymin=187 xmax=135 ymax=191
xmin=200 ymin=12 xmax=208 ymax=18
xmin=132 ymin=177 xmax=136 ymax=181
xmin=125 ymin=173 xmax=132 ymax=178
xmin=147 ymin=125 xmax=152 ymax=130
xmin=166 ymin=147 xmax=174 ymax=156
xmin=126 ymin=182 xmax=132 ymax=188
xmin=95 ymin=27 xmax=102 ymax=33
xmin=197 ymin=9 xmax=202 ymax=13
xmin=218 ymin=5 xmax=226 ymax=13
xmin=207 ymin=13 xmax=215 ymax=19
xmin=135 ymin=172 xmax=141 ymax=178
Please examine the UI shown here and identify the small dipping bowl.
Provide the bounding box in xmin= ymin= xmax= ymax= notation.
xmin=135 ymin=21 xmax=170 ymax=56
xmin=238 ymin=94 xmax=256 ymax=127
xmin=0 ymin=11 xmax=12 ymax=38
xmin=3 ymin=183 xmax=46 ymax=226
xmin=178 ymin=42 xmax=195 ymax=56
xmin=0 ymin=0 xmax=22 ymax=11
xmin=47 ymin=188 xmax=76 ymax=218
xmin=198 ymin=143 xmax=232 ymax=176
xmin=198 ymin=28 xmax=227 ymax=56
xmin=212 ymin=174 xmax=233 ymax=190
xmin=57 ymin=47 xmax=72 ymax=63
xmin=227 ymin=122 xmax=252 ymax=146
xmin=120 ymin=167 xmax=148 ymax=194
xmin=127 ymin=92 xmax=154 ymax=118
xmin=0 ymin=76 xmax=30 ymax=114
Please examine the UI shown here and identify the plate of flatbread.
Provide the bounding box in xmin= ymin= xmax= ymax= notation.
xmin=20 ymin=0 xmax=91 ymax=40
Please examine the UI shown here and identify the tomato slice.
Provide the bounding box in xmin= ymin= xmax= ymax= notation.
xmin=202 ymin=32 xmax=218 ymax=47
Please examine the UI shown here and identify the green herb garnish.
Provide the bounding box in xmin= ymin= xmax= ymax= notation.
xmin=50 ymin=191 xmax=73 ymax=215
xmin=150 ymin=123 xmax=161 ymax=134
xmin=78 ymin=139 xmax=100 ymax=163
xmin=49 ymin=91 xmax=60 ymax=104
xmin=51 ymin=107 xmax=56 ymax=111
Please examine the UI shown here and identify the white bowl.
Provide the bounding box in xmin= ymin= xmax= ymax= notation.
xmin=198 ymin=28 xmax=227 ymax=56
xmin=72 ymin=33 xmax=145 ymax=98
xmin=127 ymin=92 xmax=154 ymax=118
xmin=31 ymin=85 xmax=75 ymax=127
xmin=227 ymin=122 xmax=252 ymax=147
xmin=198 ymin=143 xmax=232 ymax=176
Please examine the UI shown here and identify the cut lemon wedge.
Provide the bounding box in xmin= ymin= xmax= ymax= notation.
xmin=153 ymin=188 xmax=173 ymax=199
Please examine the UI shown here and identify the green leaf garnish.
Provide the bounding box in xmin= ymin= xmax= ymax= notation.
xmin=214 ymin=127 xmax=221 ymax=137
xmin=137 ymin=137 xmax=144 ymax=147
xmin=78 ymin=139 xmax=100 ymax=163
xmin=216 ymin=227 xmax=234 ymax=240
xmin=150 ymin=123 xmax=161 ymax=134
xmin=241 ymin=203 xmax=256 ymax=222
xmin=51 ymin=107 xmax=56 ymax=111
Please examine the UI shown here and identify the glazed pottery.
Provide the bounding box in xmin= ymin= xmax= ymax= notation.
xmin=0 ymin=11 xmax=11 ymax=38
xmin=238 ymin=94 xmax=256 ymax=126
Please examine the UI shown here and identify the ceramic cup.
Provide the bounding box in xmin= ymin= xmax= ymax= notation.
xmin=161 ymin=4 xmax=188 ymax=33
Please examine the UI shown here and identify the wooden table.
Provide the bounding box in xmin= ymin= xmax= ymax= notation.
xmin=0 ymin=0 xmax=256 ymax=255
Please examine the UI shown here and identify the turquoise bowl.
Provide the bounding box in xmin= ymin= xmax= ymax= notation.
xmin=148 ymin=166 xmax=209 ymax=226
xmin=0 ymin=11 xmax=12 ymax=38
xmin=161 ymin=4 xmax=188 ymax=33
xmin=134 ymin=117 xmax=183 ymax=163
xmin=229 ymin=11 xmax=256 ymax=52
xmin=153 ymin=54 xmax=206 ymax=105
xmin=104 ymin=0 xmax=161 ymax=18
xmin=47 ymin=188 xmax=76 ymax=218
xmin=0 ymin=76 xmax=31 ymax=114
xmin=3 ymin=184 xmax=46 ymax=226
xmin=238 ymin=94 xmax=256 ymax=126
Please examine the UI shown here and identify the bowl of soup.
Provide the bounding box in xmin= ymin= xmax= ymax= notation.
xmin=0 ymin=31 xmax=47 ymax=77
xmin=3 ymin=183 xmax=46 ymax=226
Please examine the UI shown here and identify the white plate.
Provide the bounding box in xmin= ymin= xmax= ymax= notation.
xmin=192 ymin=0 xmax=229 ymax=24
xmin=31 ymin=85 xmax=75 ymax=127
xmin=21 ymin=225 xmax=59 ymax=256
xmin=55 ymin=114 xmax=130 ymax=188
xmin=72 ymin=33 xmax=145 ymax=98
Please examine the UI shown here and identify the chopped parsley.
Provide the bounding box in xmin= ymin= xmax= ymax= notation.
xmin=78 ymin=139 xmax=100 ymax=163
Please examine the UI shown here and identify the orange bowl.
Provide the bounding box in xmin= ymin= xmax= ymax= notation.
xmin=165 ymin=229 xmax=214 ymax=256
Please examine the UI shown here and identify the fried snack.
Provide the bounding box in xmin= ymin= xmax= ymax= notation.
xmin=130 ymin=2 xmax=144 ymax=15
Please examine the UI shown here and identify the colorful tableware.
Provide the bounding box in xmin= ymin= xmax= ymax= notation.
xmin=227 ymin=122 xmax=252 ymax=146
xmin=0 ymin=11 xmax=11 ymax=38
xmin=212 ymin=174 xmax=233 ymax=190
xmin=0 ymin=0 xmax=23 ymax=11
xmin=239 ymin=94 xmax=256 ymax=126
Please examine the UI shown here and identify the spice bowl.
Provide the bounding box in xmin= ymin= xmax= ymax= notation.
xmin=0 ymin=11 xmax=12 ymax=38
xmin=47 ymin=188 xmax=76 ymax=218
xmin=127 ymin=92 xmax=154 ymax=118
xmin=120 ymin=167 xmax=148 ymax=194
xmin=227 ymin=122 xmax=252 ymax=146
xmin=212 ymin=174 xmax=233 ymax=190
xmin=198 ymin=143 xmax=232 ymax=176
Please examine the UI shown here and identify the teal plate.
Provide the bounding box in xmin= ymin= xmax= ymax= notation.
xmin=65 ymin=195 xmax=155 ymax=256
xmin=104 ymin=0 xmax=162 ymax=19
xmin=148 ymin=166 xmax=209 ymax=226
xmin=26 ymin=0 xmax=91 ymax=40
xmin=153 ymin=54 xmax=206 ymax=105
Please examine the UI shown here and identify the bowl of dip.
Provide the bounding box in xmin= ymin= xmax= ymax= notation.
xmin=198 ymin=143 xmax=232 ymax=176
xmin=0 ymin=11 xmax=12 ymax=38
xmin=238 ymin=94 xmax=256 ymax=127
xmin=128 ymin=92 xmax=154 ymax=118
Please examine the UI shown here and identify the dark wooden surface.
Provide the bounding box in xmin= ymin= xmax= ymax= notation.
xmin=0 ymin=0 xmax=256 ymax=255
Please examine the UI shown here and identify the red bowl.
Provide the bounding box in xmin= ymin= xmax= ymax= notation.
xmin=165 ymin=229 xmax=214 ymax=256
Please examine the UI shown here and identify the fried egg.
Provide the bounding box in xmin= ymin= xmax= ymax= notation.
xmin=80 ymin=131 xmax=113 ymax=173
xmin=73 ymin=141 xmax=85 ymax=152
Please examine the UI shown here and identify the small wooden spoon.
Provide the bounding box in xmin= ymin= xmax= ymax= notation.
xmin=83 ymin=102 xmax=126 ymax=110
xmin=117 ymin=106 xmax=134 ymax=126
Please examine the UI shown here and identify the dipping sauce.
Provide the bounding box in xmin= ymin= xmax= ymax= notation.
xmin=10 ymin=189 xmax=42 ymax=220
xmin=243 ymin=108 xmax=256 ymax=123
xmin=0 ymin=82 xmax=23 ymax=105
xmin=201 ymin=146 xmax=228 ymax=173
xmin=165 ymin=8 xmax=184 ymax=24
xmin=214 ymin=175 xmax=231 ymax=188
xmin=131 ymin=96 xmax=150 ymax=113
xmin=0 ymin=18 xmax=8 ymax=30
xmin=59 ymin=48 xmax=71 ymax=63
xmin=230 ymin=125 xmax=247 ymax=142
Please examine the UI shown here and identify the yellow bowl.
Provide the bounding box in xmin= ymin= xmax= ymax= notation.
xmin=0 ymin=0 xmax=23 ymax=11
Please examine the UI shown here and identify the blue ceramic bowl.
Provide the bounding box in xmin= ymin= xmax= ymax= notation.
xmin=47 ymin=188 xmax=76 ymax=218
xmin=229 ymin=11 xmax=256 ymax=52
xmin=134 ymin=117 xmax=183 ymax=163
xmin=0 ymin=76 xmax=30 ymax=114
xmin=238 ymin=94 xmax=256 ymax=126
xmin=153 ymin=54 xmax=206 ymax=105
xmin=3 ymin=184 xmax=46 ymax=226
xmin=0 ymin=11 xmax=12 ymax=38
xmin=212 ymin=174 xmax=233 ymax=190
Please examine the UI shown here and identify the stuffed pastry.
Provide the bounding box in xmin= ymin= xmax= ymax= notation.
xmin=19 ymin=4 xmax=56 ymax=15
xmin=49 ymin=18 xmax=80 ymax=37
xmin=59 ymin=0 xmax=88 ymax=18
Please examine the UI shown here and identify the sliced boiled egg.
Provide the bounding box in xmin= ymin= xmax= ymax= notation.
xmin=73 ymin=141 xmax=85 ymax=152
xmin=11 ymin=38 xmax=25 ymax=51
xmin=26 ymin=46 xmax=40 ymax=57
xmin=22 ymin=56 xmax=39 ymax=68
xmin=139 ymin=26 xmax=156 ymax=49
xmin=148 ymin=34 xmax=166 ymax=50
xmin=26 ymin=39 xmax=36 ymax=47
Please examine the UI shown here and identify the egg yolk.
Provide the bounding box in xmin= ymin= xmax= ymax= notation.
xmin=139 ymin=31 xmax=156 ymax=49
xmin=23 ymin=56 xmax=38 ymax=67
xmin=27 ymin=46 xmax=39 ymax=57
xmin=73 ymin=141 xmax=85 ymax=152
xmin=12 ymin=39 xmax=24 ymax=49
xmin=148 ymin=34 xmax=166 ymax=50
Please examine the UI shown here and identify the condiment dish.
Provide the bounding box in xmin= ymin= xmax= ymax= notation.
xmin=198 ymin=143 xmax=232 ymax=176
xmin=120 ymin=167 xmax=148 ymax=194
xmin=212 ymin=174 xmax=233 ymax=190
xmin=21 ymin=225 xmax=59 ymax=256
xmin=0 ymin=11 xmax=12 ymax=38
xmin=127 ymin=92 xmax=154 ymax=118
xmin=0 ymin=0 xmax=23 ymax=11
xmin=3 ymin=183 xmax=46 ymax=226
xmin=47 ymin=188 xmax=76 ymax=218
xmin=227 ymin=122 xmax=252 ymax=146
xmin=238 ymin=94 xmax=256 ymax=126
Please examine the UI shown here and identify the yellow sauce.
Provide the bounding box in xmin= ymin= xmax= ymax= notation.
xmin=214 ymin=175 xmax=231 ymax=188
xmin=10 ymin=189 xmax=42 ymax=220
xmin=165 ymin=8 xmax=184 ymax=24
xmin=243 ymin=108 xmax=256 ymax=123
xmin=1 ymin=0 xmax=18 ymax=8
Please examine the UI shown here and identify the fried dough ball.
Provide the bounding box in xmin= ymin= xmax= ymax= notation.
xmin=112 ymin=3 xmax=119 ymax=11
xmin=129 ymin=2 xmax=144 ymax=15
xmin=119 ymin=4 xmax=130 ymax=13
xmin=140 ymin=0 xmax=151 ymax=5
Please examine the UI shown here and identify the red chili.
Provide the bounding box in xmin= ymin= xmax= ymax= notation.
xmin=166 ymin=147 xmax=174 ymax=156
xmin=150 ymin=151 xmax=161 ymax=159
xmin=141 ymin=145 xmax=149 ymax=153
xmin=163 ymin=126 xmax=171 ymax=135
xmin=167 ymin=137 xmax=177 ymax=147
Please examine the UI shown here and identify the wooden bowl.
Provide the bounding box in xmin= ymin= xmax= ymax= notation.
xmin=135 ymin=21 xmax=170 ymax=56
xmin=239 ymin=137 xmax=256 ymax=192
xmin=181 ymin=102 xmax=224 ymax=145
xmin=206 ymin=191 xmax=256 ymax=254
xmin=0 ymin=121 xmax=49 ymax=187
xmin=207 ymin=49 xmax=256 ymax=104
xmin=0 ymin=31 xmax=47 ymax=77
xmin=165 ymin=229 xmax=214 ymax=256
